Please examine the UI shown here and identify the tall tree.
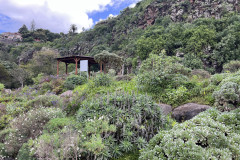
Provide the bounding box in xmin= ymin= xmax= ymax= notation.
xmin=18 ymin=24 xmax=29 ymax=35
xmin=30 ymin=20 xmax=36 ymax=32
xmin=10 ymin=67 xmax=28 ymax=88
xmin=69 ymin=24 xmax=78 ymax=34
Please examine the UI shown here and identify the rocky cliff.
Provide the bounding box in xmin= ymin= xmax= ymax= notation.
xmin=138 ymin=0 xmax=239 ymax=28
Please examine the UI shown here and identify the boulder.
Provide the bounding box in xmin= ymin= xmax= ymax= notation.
xmin=172 ymin=103 xmax=211 ymax=122
xmin=60 ymin=90 xmax=73 ymax=97
xmin=158 ymin=104 xmax=172 ymax=115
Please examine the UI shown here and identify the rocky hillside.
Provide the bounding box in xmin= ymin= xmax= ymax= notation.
xmin=138 ymin=0 xmax=239 ymax=28
xmin=52 ymin=0 xmax=239 ymax=56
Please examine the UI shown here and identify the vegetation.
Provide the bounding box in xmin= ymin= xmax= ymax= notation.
xmin=139 ymin=109 xmax=240 ymax=159
xmin=1 ymin=0 xmax=240 ymax=159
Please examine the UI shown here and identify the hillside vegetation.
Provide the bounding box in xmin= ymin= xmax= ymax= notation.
xmin=1 ymin=0 xmax=240 ymax=159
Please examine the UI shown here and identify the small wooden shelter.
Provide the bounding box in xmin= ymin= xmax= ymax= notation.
xmin=56 ymin=55 xmax=100 ymax=76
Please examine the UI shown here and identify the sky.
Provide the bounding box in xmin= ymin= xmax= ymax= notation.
xmin=0 ymin=0 xmax=141 ymax=33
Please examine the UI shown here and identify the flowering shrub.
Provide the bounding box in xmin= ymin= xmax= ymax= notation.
xmin=139 ymin=109 xmax=240 ymax=160
xmin=0 ymin=107 xmax=65 ymax=158
xmin=6 ymin=93 xmax=64 ymax=116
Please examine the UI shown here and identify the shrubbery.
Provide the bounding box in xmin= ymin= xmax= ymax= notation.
xmin=140 ymin=109 xmax=240 ymax=160
xmin=75 ymin=92 xmax=171 ymax=159
xmin=0 ymin=83 xmax=4 ymax=91
xmin=213 ymin=82 xmax=240 ymax=111
xmin=137 ymin=53 xmax=191 ymax=95
xmin=0 ymin=107 xmax=65 ymax=158
xmin=92 ymin=73 xmax=112 ymax=87
xmin=223 ymin=60 xmax=240 ymax=73
xmin=64 ymin=75 xmax=87 ymax=90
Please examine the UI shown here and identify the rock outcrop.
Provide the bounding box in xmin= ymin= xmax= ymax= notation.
xmin=138 ymin=0 xmax=239 ymax=29
xmin=172 ymin=103 xmax=211 ymax=122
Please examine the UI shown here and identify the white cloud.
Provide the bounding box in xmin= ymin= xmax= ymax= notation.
xmin=0 ymin=0 xmax=114 ymax=33
xmin=129 ymin=0 xmax=142 ymax=8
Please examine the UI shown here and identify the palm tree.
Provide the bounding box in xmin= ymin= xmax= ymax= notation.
xmin=69 ymin=24 xmax=78 ymax=34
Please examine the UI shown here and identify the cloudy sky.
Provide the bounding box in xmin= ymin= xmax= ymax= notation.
xmin=0 ymin=0 xmax=141 ymax=33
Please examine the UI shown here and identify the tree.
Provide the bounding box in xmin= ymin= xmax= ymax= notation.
xmin=69 ymin=24 xmax=78 ymax=35
xmin=30 ymin=20 xmax=36 ymax=32
xmin=27 ymin=49 xmax=60 ymax=76
xmin=18 ymin=24 xmax=29 ymax=35
xmin=10 ymin=67 xmax=28 ymax=88
xmin=94 ymin=50 xmax=123 ymax=73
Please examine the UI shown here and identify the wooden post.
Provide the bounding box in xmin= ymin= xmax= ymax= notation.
xmin=100 ymin=62 xmax=102 ymax=73
xmin=74 ymin=58 xmax=79 ymax=75
xmin=65 ymin=63 xmax=68 ymax=75
xmin=103 ymin=63 xmax=107 ymax=74
xmin=57 ymin=60 xmax=59 ymax=76
xmin=88 ymin=63 xmax=91 ymax=78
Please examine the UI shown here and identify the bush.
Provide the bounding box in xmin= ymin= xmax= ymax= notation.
xmin=139 ymin=109 xmax=240 ymax=160
xmin=213 ymin=82 xmax=240 ymax=111
xmin=0 ymin=83 xmax=4 ymax=91
xmin=75 ymin=92 xmax=171 ymax=159
xmin=92 ymin=73 xmax=112 ymax=87
xmin=137 ymin=53 xmax=191 ymax=95
xmin=223 ymin=60 xmax=240 ymax=73
xmin=6 ymin=94 xmax=64 ymax=116
xmin=64 ymin=75 xmax=87 ymax=90
xmin=164 ymin=86 xmax=190 ymax=107
xmin=210 ymin=73 xmax=229 ymax=86
xmin=44 ymin=117 xmax=75 ymax=133
xmin=0 ymin=107 xmax=65 ymax=158
xmin=191 ymin=69 xmax=211 ymax=79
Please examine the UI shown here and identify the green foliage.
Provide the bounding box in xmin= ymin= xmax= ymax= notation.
xmin=27 ymin=49 xmax=60 ymax=76
xmin=44 ymin=117 xmax=75 ymax=133
xmin=64 ymin=75 xmax=87 ymax=90
xmin=32 ymin=73 xmax=44 ymax=85
xmin=94 ymin=50 xmax=123 ymax=72
xmin=92 ymin=73 xmax=112 ymax=87
xmin=213 ymin=82 xmax=240 ymax=111
xmin=0 ymin=83 xmax=4 ymax=91
xmin=137 ymin=53 xmax=191 ymax=95
xmin=0 ymin=107 xmax=65 ymax=158
xmin=223 ymin=60 xmax=240 ymax=73
xmin=164 ymin=86 xmax=190 ymax=107
xmin=0 ymin=114 xmax=13 ymax=130
xmin=140 ymin=109 xmax=240 ymax=160
xmin=75 ymin=92 xmax=170 ymax=159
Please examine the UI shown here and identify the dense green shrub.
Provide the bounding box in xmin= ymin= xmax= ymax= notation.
xmin=210 ymin=73 xmax=230 ymax=85
xmin=25 ymin=118 xmax=115 ymax=160
xmin=92 ymin=73 xmax=112 ymax=87
xmin=164 ymin=86 xmax=190 ymax=107
xmin=213 ymin=82 xmax=240 ymax=111
xmin=0 ymin=83 xmax=4 ymax=91
xmin=0 ymin=107 xmax=65 ymax=158
xmin=44 ymin=117 xmax=75 ymax=133
xmin=137 ymin=53 xmax=191 ymax=95
xmin=75 ymin=92 xmax=171 ymax=159
xmin=140 ymin=109 xmax=240 ymax=160
xmin=223 ymin=60 xmax=240 ymax=73
xmin=64 ymin=75 xmax=87 ymax=90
